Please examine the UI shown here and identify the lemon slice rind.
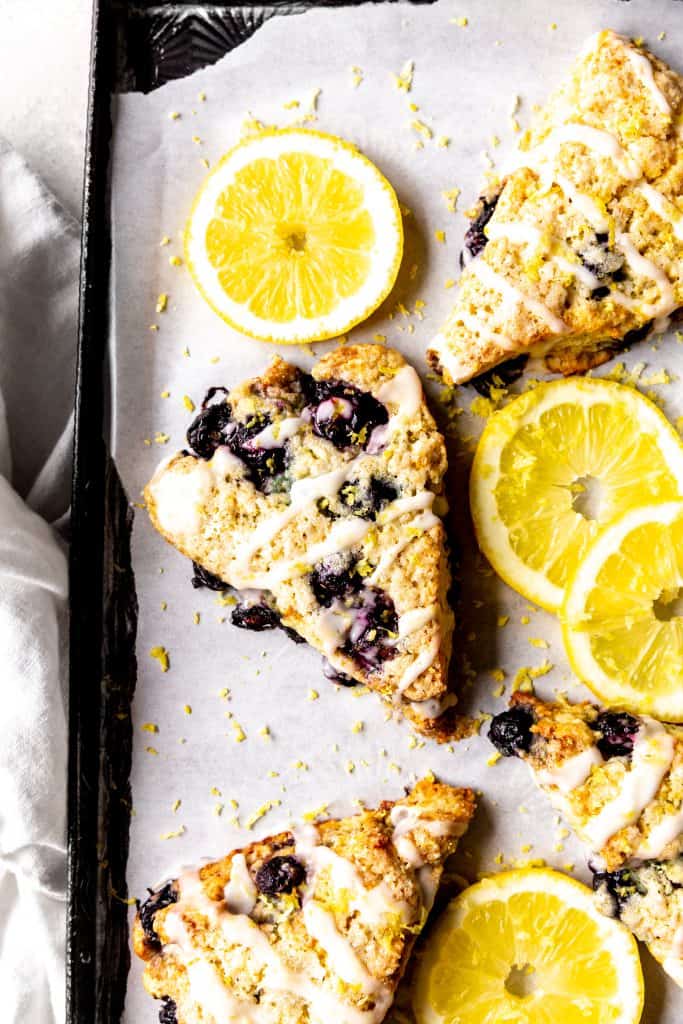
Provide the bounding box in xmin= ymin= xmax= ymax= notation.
xmin=185 ymin=129 xmax=403 ymax=343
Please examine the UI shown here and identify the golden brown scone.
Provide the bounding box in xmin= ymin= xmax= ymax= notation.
xmin=428 ymin=30 xmax=683 ymax=386
xmin=489 ymin=693 xmax=683 ymax=985
xmin=133 ymin=779 xmax=476 ymax=1023
xmin=144 ymin=345 xmax=459 ymax=739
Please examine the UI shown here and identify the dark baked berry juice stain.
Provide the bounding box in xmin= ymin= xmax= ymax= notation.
xmin=302 ymin=375 xmax=388 ymax=450
xmin=138 ymin=882 xmax=178 ymax=948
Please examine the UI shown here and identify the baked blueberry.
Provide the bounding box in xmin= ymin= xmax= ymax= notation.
xmin=322 ymin=657 xmax=359 ymax=686
xmin=190 ymin=561 xmax=226 ymax=590
xmin=186 ymin=395 xmax=233 ymax=459
xmin=619 ymin=320 xmax=654 ymax=348
xmin=343 ymin=588 xmax=398 ymax=670
xmin=309 ymin=553 xmax=361 ymax=607
xmin=462 ymin=192 xmax=500 ymax=261
xmin=591 ymin=867 xmax=643 ymax=916
xmin=138 ymin=882 xmax=178 ymax=948
xmin=592 ymin=711 xmax=640 ymax=759
xmin=470 ymin=354 xmax=529 ymax=397
xmin=158 ymin=996 xmax=177 ymax=1024
xmin=579 ymin=236 xmax=625 ymax=281
xmin=488 ymin=706 xmax=535 ymax=757
xmin=226 ymin=414 xmax=288 ymax=490
xmin=231 ymin=601 xmax=281 ymax=632
xmin=302 ymin=376 xmax=388 ymax=450
xmin=255 ymin=855 xmax=305 ymax=896
xmin=339 ymin=477 xmax=398 ymax=520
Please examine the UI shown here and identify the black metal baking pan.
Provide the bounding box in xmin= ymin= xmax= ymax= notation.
xmin=67 ymin=3 xmax=437 ymax=1021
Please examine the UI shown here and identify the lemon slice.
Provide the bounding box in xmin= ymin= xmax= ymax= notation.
xmin=469 ymin=378 xmax=683 ymax=611
xmin=562 ymin=500 xmax=683 ymax=719
xmin=185 ymin=128 xmax=403 ymax=343
xmin=413 ymin=868 xmax=643 ymax=1024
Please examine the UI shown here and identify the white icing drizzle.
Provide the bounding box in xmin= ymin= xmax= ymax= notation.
xmin=536 ymin=746 xmax=604 ymax=794
xmin=396 ymin=633 xmax=441 ymax=696
xmin=485 ymin=219 xmax=601 ymax=290
xmin=397 ymin=605 xmax=438 ymax=639
xmin=636 ymin=182 xmax=683 ymax=241
xmin=534 ymin=122 xmax=642 ymax=180
xmin=553 ymin=172 xmax=609 ymax=231
xmin=223 ymin=853 xmax=257 ymax=916
xmin=251 ymin=416 xmax=304 ymax=449
xmin=409 ymin=692 xmax=458 ymax=720
xmin=168 ymin=855 xmax=399 ymax=1024
xmin=582 ymin=719 xmax=675 ymax=851
xmin=452 ymin=307 xmax=519 ymax=352
xmin=375 ymin=365 xmax=423 ymax=417
xmin=614 ymin=232 xmax=676 ymax=318
xmin=625 ymin=47 xmax=671 ymax=116
xmin=634 ymin=805 xmax=683 ymax=861
xmin=389 ymin=804 xmax=460 ymax=869
xmin=150 ymin=459 xmax=214 ymax=539
xmin=470 ymin=258 xmax=568 ymax=333
xmin=367 ymin=509 xmax=439 ymax=586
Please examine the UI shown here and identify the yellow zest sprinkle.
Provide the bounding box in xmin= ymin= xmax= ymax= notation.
xmin=520 ymin=615 xmax=530 ymax=625
xmin=283 ymin=99 xmax=300 ymax=110
xmin=198 ymin=91 xmax=206 ymax=101
xmin=149 ymin=324 xmax=159 ymax=332
xmin=307 ymin=689 xmax=319 ymax=701
xmin=392 ymin=59 xmax=415 ymax=92
xmin=487 ymin=751 xmax=502 ymax=766
xmin=549 ymin=21 xmax=557 ymax=30
xmin=172 ymin=799 xmax=181 ymax=813
xmin=259 ymin=726 xmax=271 ymax=739
xmin=494 ymin=852 xmax=505 ymax=865
xmin=407 ymin=735 xmax=418 ymax=750
xmin=169 ymin=255 xmax=182 ymax=266
xmin=232 ymin=722 xmax=246 ymax=742
xmin=444 ymin=278 xmax=456 ymax=289
xmin=245 ymin=799 xmax=280 ymax=830
xmin=183 ymin=705 xmax=192 ymax=716
xmin=201 ymin=158 xmax=210 ymax=169
xmin=161 ymin=826 xmax=186 ymax=839
xmin=183 ymin=395 xmax=196 ymax=412
xmin=160 ymin=390 xmax=170 ymax=399
xmin=497 ymin=615 xmax=509 ymax=628
xmin=436 ymin=135 xmax=451 ymax=148
xmin=267 ymin=770 xmax=279 ymax=778
xmin=352 ymin=721 xmax=364 ymax=734
xmin=350 ymin=65 xmax=363 ymax=88
xmin=142 ymin=722 xmax=158 ymax=733
xmin=169 ymin=111 xmax=181 ymax=121
xmin=149 ymin=646 xmax=169 ymax=672
xmin=145 ymin=746 xmax=159 ymax=756
xmin=345 ymin=760 xmax=355 ymax=774
xmin=156 ymin=293 xmax=168 ymax=313
xmin=434 ymin=229 xmax=446 ymax=243
xmin=451 ymin=16 xmax=468 ymax=27
xmin=293 ymin=760 xmax=308 ymax=771
xmin=411 ymin=119 xmax=433 ymax=139
xmin=492 ymin=683 xmax=505 ymax=698
xmin=192 ymin=135 xmax=202 ymax=144
xmin=529 ymin=637 xmax=549 ymax=649
xmin=373 ymin=333 xmax=387 ymax=343
xmin=160 ymin=236 xmax=171 ymax=246
xmin=154 ymin=432 xmax=169 ymax=445
xmin=214 ymin=804 xmax=224 ymax=816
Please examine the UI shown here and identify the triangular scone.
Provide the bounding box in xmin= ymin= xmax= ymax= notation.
xmin=145 ymin=345 xmax=459 ymax=740
xmin=428 ymin=30 xmax=683 ymax=386
xmin=133 ymin=778 xmax=475 ymax=1023
xmin=489 ymin=693 xmax=683 ymax=986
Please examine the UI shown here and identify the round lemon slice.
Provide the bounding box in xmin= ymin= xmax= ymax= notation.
xmin=469 ymin=378 xmax=683 ymax=611
xmin=185 ymin=128 xmax=403 ymax=343
xmin=413 ymin=868 xmax=643 ymax=1024
xmin=563 ymin=500 xmax=683 ymax=719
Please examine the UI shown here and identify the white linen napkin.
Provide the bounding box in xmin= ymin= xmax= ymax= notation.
xmin=0 ymin=136 xmax=79 ymax=1024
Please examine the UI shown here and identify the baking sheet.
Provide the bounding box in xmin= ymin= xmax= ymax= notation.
xmin=109 ymin=1 xmax=683 ymax=1019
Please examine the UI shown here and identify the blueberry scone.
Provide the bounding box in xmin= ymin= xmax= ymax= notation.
xmin=145 ymin=345 xmax=458 ymax=739
xmin=490 ymin=693 xmax=683 ymax=985
xmin=429 ymin=30 xmax=683 ymax=388
xmin=133 ymin=778 xmax=476 ymax=1023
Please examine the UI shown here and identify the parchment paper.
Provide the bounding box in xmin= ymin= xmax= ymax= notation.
xmin=109 ymin=2 xmax=683 ymax=1019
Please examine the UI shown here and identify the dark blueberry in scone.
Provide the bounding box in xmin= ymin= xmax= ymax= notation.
xmin=488 ymin=706 xmax=535 ymax=757
xmin=343 ymin=588 xmax=398 ymax=670
xmin=187 ymin=396 xmax=233 ymax=459
xmin=591 ymin=867 xmax=643 ymax=916
xmin=158 ymin=996 xmax=178 ymax=1024
xmin=227 ymin=414 xmax=288 ymax=491
xmin=462 ymin=192 xmax=501 ymax=262
xmin=322 ymin=657 xmax=359 ymax=686
xmin=231 ymin=601 xmax=281 ymax=632
xmin=339 ymin=477 xmax=398 ymax=520
xmin=255 ymin=855 xmax=305 ymax=896
xmin=138 ymin=882 xmax=178 ymax=948
xmin=309 ymin=553 xmax=362 ymax=607
xmin=592 ymin=711 xmax=640 ymax=759
xmin=470 ymin=354 xmax=529 ymax=397
xmin=579 ymin=235 xmax=625 ymax=281
xmin=618 ymin=319 xmax=654 ymax=349
xmin=190 ymin=561 xmax=226 ymax=590
xmin=302 ymin=376 xmax=388 ymax=450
